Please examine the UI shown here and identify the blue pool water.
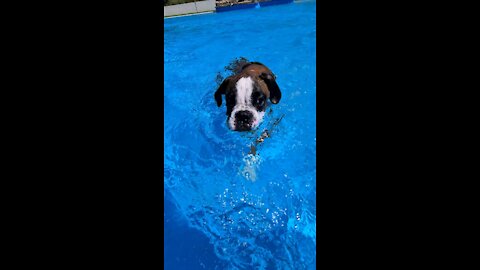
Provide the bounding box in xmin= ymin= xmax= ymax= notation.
xmin=164 ymin=1 xmax=316 ymax=269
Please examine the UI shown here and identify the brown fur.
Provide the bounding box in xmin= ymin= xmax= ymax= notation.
xmin=214 ymin=61 xmax=281 ymax=120
xmin=227 ymin=64 xmax=274 ymax=99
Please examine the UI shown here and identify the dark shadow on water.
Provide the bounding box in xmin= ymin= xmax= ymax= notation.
xmin=164 ymin=189 xmax=228 ymax=270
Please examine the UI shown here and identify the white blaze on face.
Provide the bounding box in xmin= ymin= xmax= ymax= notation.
xmin=228 ymin=77 xmax=265 ymax=130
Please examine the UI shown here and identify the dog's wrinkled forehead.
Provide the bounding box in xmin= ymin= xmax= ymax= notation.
xmin=234 ymin=77 xmax=254 ymax=106
xmin=227 ymin=76 xmax=267 ymax=105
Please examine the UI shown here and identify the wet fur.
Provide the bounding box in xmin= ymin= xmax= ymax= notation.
xmin=214 ymin=59 xmax=282 ymax=131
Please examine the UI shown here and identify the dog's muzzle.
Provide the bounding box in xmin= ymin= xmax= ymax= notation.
xmin=234 ymin=110 xmax=254 ymax=131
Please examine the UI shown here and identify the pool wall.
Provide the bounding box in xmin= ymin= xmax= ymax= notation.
xmin=164 ymin=0 xmax=215 ymax=17
xmin=164 ymin=0 xmax=294 ymax=17
xmin=216 ymin=0 xmax=294 ymax=12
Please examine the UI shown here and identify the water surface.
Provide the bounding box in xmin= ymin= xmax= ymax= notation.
xmin=164 ymin=2 xmax=316 ymax=269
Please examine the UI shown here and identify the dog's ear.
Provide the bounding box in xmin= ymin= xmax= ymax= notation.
xmin=214 ymin=77 xmax=231 ymax=107
xmin=260 ymin=72 xmax=281 ymax=104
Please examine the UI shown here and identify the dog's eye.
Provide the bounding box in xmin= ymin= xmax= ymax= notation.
xmin=257 ymin=97 xmax=265 ymax=106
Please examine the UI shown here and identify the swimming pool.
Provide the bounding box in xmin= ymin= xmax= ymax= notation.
xmin=164 ymin=1 xmax=316 ymax=269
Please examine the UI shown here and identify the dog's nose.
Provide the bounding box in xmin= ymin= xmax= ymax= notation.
xmin=235 ymin=110 xmax=253 ymax=131
xmin=236 ymin=110 xmax=253 ymax=122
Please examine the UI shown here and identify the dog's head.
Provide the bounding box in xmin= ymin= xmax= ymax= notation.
xmin=214 ymin=62 xmax=282 ymax=131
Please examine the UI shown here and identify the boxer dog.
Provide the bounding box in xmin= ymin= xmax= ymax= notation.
xmin=214 ymin=61 xmax=282 ymax=131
